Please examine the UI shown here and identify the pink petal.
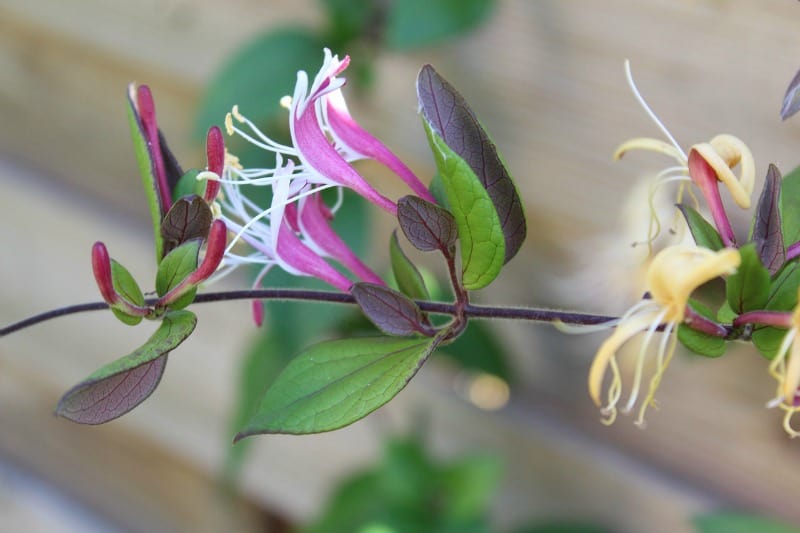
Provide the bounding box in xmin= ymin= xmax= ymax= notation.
xmin=293 ymin=101 xmax=397 ymax=214
xmin=275 ymin=218 xmax=353 ymax=291
xmin=326 ymin=94 xmax=435 ymax=202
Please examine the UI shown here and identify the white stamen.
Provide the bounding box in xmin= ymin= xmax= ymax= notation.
xmin=624 ymin=59 xmax=687 ymax=162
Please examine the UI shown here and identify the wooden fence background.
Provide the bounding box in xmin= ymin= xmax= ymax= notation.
xmin=2 ymin=1 xmax=800 ymax=531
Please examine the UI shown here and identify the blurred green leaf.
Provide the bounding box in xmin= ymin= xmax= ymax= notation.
xmin=385 ymin=0 xmax=494 ymax=50
xmin=171 ymin=169 xmax=203 ymax=202
xmin=237 ymin=336 xmax=440 ymax=437
xmin=677 ymin=204 xmax=724 ymax=251
xmin=321 ymin=0 xmax=377 ymax=46
xmin=439 ymin=321 xmax=512 ymax=381
xmin=56 ymin=310 xmax=196 ymax=424
xmin=677 ymin=300 xmax=726 ymax=358
xmin=110 ymin=259 xmax=145 ymax=326
xmin=195 ymin=28 xmax=324 ymax=159
xmin=390 ymin=231 xmax=431 ymax=301
xmin=780 ymin=164 xmax=800 ymax=246
xmin=693 ymin=512 xmax=798 ymax=533
xmin=726 ymin=243 xmax=770 ymax=314
xmin=304 ymin=436 xmax=497 ymax=533
xmin=750 ymin=262 xmax=800 ymax=359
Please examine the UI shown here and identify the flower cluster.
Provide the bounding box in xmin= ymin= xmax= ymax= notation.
xmin=212 ymin=49 xmax=432 ymax=315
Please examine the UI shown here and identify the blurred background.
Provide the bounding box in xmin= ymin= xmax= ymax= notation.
xmin=3 ymin=0 xmax=800 ymax=531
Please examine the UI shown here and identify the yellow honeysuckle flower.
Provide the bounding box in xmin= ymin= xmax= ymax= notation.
xmin=615 ymin=60 xmax=755 ymax=246
xmin=768 ymin=288 xmax=800 ymax=437
xmin=588 ymin=245 xmax=740 ymax=426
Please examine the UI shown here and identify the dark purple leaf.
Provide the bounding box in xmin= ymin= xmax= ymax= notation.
xmin=351 ymin=283 xmax=433 ymax=337
xmin=753 ymin=164 xmax=785 ymax=275
xmin=416 ymin=65 xmax=526 ymax=263
xmin=397 ymin=195 xmax=457 ymax=253
xmin=56 ymin=310 xmax=196 ymax=424
xmin=157 ymin=129 xmax=185 ymax=196
xmin=56 ymin=356 xmax=168 ymax=425
xmin=782 ymin=66 xmax=800 ymax=120
xmin=161 ymin=195 xmax=213 ymax=256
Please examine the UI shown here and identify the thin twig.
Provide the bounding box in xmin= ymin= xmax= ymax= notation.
xmin=1 ymin=289 xmax=617 ymax=337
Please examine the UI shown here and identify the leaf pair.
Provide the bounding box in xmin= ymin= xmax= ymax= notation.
xmin=417 ymin=65 xmax=526 ymax=290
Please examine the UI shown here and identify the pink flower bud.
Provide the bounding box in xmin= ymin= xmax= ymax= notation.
xmin=204 ymin=126 xmax=224 ymax=202
xmin=136 ymin=85 xmax=171 ymax=210
xmin=91 ymin=242 xmax=118 ymax=305
xmin=188 ymin=219 xmax=227 ymax=284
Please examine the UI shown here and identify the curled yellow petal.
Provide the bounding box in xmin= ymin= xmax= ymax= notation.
xmin=614 ymin=137 xmax=686 ymax=163
xmin=588 ymin=310 xmax=661 ymax=406
xmin=691 ymin=135 xmax=754 ymax=209
xmin=647 ymin=246 xmax=740 ymax=322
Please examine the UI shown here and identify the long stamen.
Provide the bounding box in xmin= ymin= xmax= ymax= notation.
xmin=624 ymin=60 xmax=687 ymax=162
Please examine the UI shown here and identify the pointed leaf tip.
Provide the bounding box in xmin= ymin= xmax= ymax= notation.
xmin=397 ymin=195 xmax=457 ymax=254
xmin=55 ymin=310 xmax=197 ymax=424
xmin=752 ymin=164 xmax=785 ymax=275
xmin=351 ymin=282 xmax=432 ymax=336
xmin=416 ymin=64 xmax=526 ymax=263
xmin=238 ymin=336 xmax=441 ymax=435
xmin=782 ymin=66 xmax=800 ymax=120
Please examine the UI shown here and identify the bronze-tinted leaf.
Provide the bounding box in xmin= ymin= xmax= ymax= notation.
xmin=397 ymin=195 xmax=457 ymax=254
xmin=752 ymin=164 xmax=785 ymax=275
xmin=782 ymin=66 xmax=800 ymax=120
xmin=161 ymin=195 xmax=213 ymax=256
xmin=351 ymin=283 xmax=433 ymax=337
xmin=416 ymin=65 xmax=526 ymax=263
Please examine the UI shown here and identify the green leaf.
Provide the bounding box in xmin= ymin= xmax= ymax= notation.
xmin=417 ymin=65 xmax=526 ymax=265
xmin=677 ymin=204 xmax=724 ymax=251
xmin=749 ymin=262 xmax=800 ymax=359
xmin=55 ymin=310 xmax=196 ymax=424
xmin=170 ymin=169 xmax=203 ymax=205
xmin=155 ymin=239 xmax=200 ymax=310
xmin=126 ymin=87 xmax=164 ymax=262
xmin=385 ymin=0 xmax=494 ymax=50
xmin=438 ymin=321 xmax=512 ymax=381
xmin=236 ymin=336 xmax=441 ymax=437
xmin=423 ymin=122 xmax=505 ymax=290
xmin=780 ymin=164 xmax=800 ymax=246
xmin=321 ymin=0 xmax=376 ymax=47
xmin=716 ymin=300 xmax=737 ymax=324
xmin=195 ymin=28 xmax=323 ymax=145
xmin=693 ymin=512 xmax=798 ymax=533
xmin=677 ymin=300 xmax=726 ymax=358
xmin=390 ymin=231 xmax=430 ymax=301
xmin=752 ymin=326 xmax=787 ymax=360
xmin=726 ymin=243 xmax=770 ymax=313
xmin=110 ymin=259 xmax=145 ymax=326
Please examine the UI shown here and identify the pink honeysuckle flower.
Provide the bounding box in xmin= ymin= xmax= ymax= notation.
xmin=288 ymin=190 xmax=384 ymax=286
xmin=223 ymin=48 xmax=433 ymax=218
xmin=215 ymin=158 xmax=358 ymax=294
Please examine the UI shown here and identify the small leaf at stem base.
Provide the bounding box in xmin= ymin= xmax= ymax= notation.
xmin=351 ymin=282 xmax=432 ymax=336
xmin=56 ymin=310 xmax=197 ymax=424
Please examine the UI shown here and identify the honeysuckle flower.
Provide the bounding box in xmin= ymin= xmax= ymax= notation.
xmin=614 ymin=61 xmax=755 ymax=247
xmin=91 ymin=242 xmax=150 ymax=318
xmin=215 ymin=157 xmax=369 ymax=294
xmin=223 ymin=48 xmax=434 ymax=222
xmin=588 ymin=245 xmax=740 ymax=426
xmin=766 ymin=289 xmax=800 ymax=437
